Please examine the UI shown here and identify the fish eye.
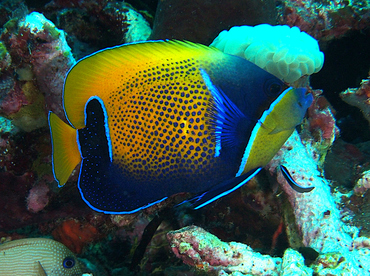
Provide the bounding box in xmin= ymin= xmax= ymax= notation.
xmin=264 ymin=79 xmax=283 ymax=97
xmin=63 ymin=257 xmax=76 ymax=269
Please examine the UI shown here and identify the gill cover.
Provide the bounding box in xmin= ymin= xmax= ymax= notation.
xmin=237 ymin=87 xmax=313 ymax=176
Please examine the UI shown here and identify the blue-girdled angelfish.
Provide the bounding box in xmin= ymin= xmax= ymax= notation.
xmin=49 ymin=40 xmax=313 ymax=214
xmin=0 ymin=238 xmax=83 ymax=275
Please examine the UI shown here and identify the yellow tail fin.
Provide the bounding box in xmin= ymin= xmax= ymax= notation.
xmin=49 ymin=112 xmax=81 ymax=186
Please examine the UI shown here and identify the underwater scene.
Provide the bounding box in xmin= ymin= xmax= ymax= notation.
xmin=0 ymin=0 xmax=370 ymax=275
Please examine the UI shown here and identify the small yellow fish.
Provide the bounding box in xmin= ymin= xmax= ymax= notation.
xmin=0 ymin=238 xmax=83 ymax=276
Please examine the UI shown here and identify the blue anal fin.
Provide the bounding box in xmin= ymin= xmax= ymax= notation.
xmin=187 ymin=167 xmax=262 ymax=209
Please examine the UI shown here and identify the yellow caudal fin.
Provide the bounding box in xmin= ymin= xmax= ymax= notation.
xmin=48 ymin=112 xmax=81 ymax=186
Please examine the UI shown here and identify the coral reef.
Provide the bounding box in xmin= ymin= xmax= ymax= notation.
xmin=0 ymin=0 xmax=370 ymax=275
xmin=278 ymin=0 xmax=370 ymax=40
xmin=267 ymin=131 xmax=353 ymax=252
xmin=210 ymin=24 xmax=324 ymax=83
xmin=167 ymin=225 xmax=282 ymax=275
xmin=42 ymin=0 xmax=152 ymax=58
xmin=168 ymin=130 xmax=370 ymax=274
xmin=340 ymin=75 xmax=370 ymax=124
xmin=354 ymin=170 xmax=370 ymax=196
xmin=1 ymin=11 xmax=74 ymax=126
xmin=26 ymin=181 xmax=50 ymax=213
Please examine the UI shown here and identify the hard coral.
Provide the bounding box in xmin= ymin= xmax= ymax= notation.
xmin=167 ymin=225 xmax=282 ymax=275
xmin=353 ymin=170 xmax=370 ymax=196
xmin=0 ymin=11 xmax=75 ymax=127
xmin=26 ymin=181 xmax=50 ymax=213
xmin=279 ymin=0 xmax=370 ymax=40
xmin=305 ymin=89 xmax=340 ymax=165
xmin=43 ymin=0 xmax=151 ymax=58
xmin=340 ymin=76 xmax=370 ymax=124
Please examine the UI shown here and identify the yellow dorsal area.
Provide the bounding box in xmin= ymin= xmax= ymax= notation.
xmin=64 ymin=40 xmax=222 ymax=129
xmin=242 ymin=88 xmax=302 ymax=174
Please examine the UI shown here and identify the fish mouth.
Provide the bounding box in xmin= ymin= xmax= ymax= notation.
xmin=294 ymin=87 xmax=313 ymax=109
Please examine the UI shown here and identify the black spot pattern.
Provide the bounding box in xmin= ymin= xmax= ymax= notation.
xmin=107 ymin=58 xmax=218 ymax=183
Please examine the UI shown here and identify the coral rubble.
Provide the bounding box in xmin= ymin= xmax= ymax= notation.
xmin=167 ymin=225 xmax=282 ymax=275
xmin=278 ymin=0 xmax=370 ymax=40
xmin=168 ymin=131 xmax=370 ymax=274
xmin=340 ymin=76 xmax=370 ymax=124
xmin=1 ymin=11 xmax=74 ymax=126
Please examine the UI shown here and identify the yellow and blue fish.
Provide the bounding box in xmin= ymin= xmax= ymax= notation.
xmin=49 ymin=40 xmax=313 ymax=214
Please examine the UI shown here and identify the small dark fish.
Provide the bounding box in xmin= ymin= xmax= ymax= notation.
xmin=280 ymin=165 xmax=314 ymax=193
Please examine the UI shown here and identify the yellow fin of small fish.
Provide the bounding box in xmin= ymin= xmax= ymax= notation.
xmin=64 ymin=40 xmax=220 ymax=129
xmin=49 ymin=112 xmax=81 ymax=186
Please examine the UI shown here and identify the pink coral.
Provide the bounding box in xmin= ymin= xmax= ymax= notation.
xmin=1 ymin=12 xmax=75 ymax=124
xmin=26 ymin=182 xmax=50 ymax=213
xmin=353 ymin=170 xmax=370 ymax=196
xmin=280 ymin=0 xmax=370 ymax=40
xmin=167 ymin=225 xmax=282 ymax=274
xmin=340 ymin=76 xmax=370 ymax=124
xmin=307 ymin=89 xmax=339 ymax=143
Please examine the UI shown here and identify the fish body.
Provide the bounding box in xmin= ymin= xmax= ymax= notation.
xmin=49 ymin=40 xmax=313 ymax=213
xmin=0 ymin=238 xmax=82 ymax=276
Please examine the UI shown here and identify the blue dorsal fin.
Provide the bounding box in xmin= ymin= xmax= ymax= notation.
xmin=184 ymin=167 xmax=261 ymax=209
xmin=200 ymin=68 xmax=254 ymax=156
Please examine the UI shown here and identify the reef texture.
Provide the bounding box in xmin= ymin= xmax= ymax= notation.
xmin=278 ymin=0 xmax=370 ymax=40
xmin=0 ymin=0 xmax=370 ymax=275
xmin=168 ymin=132 xmax=370 ymax=275
xmin=340 ymin=75 xmax=370 ymax=124
xmin=41 ymin=0 xmax=152 ymax=59
xmin=0 ymin=11 xmax=74 ymax=127
xmin=167 ymin=225 xmax=283 ymax=275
